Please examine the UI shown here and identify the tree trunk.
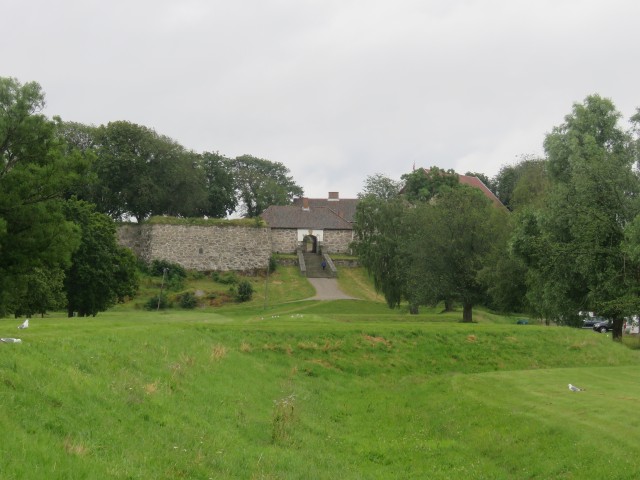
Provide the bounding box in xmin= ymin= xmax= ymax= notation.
xmin=409 ymin=303 xmax=419 ymax=315
xmin=462 ymin=302 xmax=473 ymax=323
xmin=444 ymin=298 xmax=454 ymax=312
xmin=67 ymin=305 xmax=74 ymax=318
xmin=612 ymin=317 xmax=624 ymax=342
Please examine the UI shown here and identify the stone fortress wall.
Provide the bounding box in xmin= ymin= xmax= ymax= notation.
xmin=117 ymin=223 xmax=272 ymax=272
xmin=117 ymin=223 xmax=354 ymax=271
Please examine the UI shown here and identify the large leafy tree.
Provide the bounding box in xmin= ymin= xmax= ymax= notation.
xmin=400 ymin=166 xmax=459 ymax=203
xmin=0 ymin=77 xmax=84 ymax=315
xmin=358 ymin=173 xmax=401 ymax=200
xmin=89 ymin=121 xmax=207 ymax=221
xmin=64 ymin=199 xmax=138 ymax=317
xmin=513 ymin=95 xmax=640 ymax=339
xmin=232 ymin=155 xmax=303 ymax=217
xmin=13 ymin=267 xmax=67 ymax=317
xmin=198 ymin=151 xmax=237 ymax=217
xmin=406 ymin=186 xmax=509 ymax=322
xmin=493 ymin=156 xmax=549 ymax=211
xmin=352 ymin=196 xmax=413 ymax=310
xmin=354 ymin=179 xmax=507 ymax=319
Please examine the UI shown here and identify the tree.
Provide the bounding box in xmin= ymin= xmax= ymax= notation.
xmin=0 ymin=77 xmax=84 ymax=315
xmin=513 ymin=95 xmax=640 ymax=339
xmin=64 ymin=199 xmax=138 ymax=317
xmin=400 ymin=166 xmax=459 ymax=203
xmin=493 ymin=155 xmax=548 ymax=210
xmin=358 ymin=173 xmax=401 ymax=200
xmin=232 ymin=155 xmax=303 ymax=217
xmin=352 ymin=196 xmax=414 ymax=310
xmin=198 ymin=151 xmax=237 ymax=217
xmin=13 ymin=267 xmax=67 ymax=317
xmin=509 ymin=159 xmax=550 ymax=210
xmin=477 ymin=217 xmax=528 ymax=313
xmin=406 ymin=186 xmax=508 ymax=322
xmin=90 ymin=121 xmax=207 ymax=221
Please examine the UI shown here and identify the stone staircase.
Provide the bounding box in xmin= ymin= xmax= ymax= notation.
xmin=303 ymin=253 xmax=334 ymax=278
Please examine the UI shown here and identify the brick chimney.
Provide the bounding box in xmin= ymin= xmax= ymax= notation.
xmin=328 ymin=192 xmax=339 ymax=201
xmin=302 ymin=198 xmax=310 ymax=211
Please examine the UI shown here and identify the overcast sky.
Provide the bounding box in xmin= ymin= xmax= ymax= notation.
xmin=4 ymin=0 xmax=639 ymax=198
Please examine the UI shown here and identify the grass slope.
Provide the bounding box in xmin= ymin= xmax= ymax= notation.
xmin=1 ymin=306 xmax=640 ymax=479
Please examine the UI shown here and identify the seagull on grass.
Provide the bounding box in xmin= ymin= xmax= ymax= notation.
xmin=568 ymin=384 xmax=585 ymax=392
xmin=18 ymin=319 xmax=29 ymax=329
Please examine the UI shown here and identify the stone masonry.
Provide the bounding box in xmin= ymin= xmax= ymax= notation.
xmin=322 ymin=229 xmax=354 ymax=254
xmin=117 ymin=223 xmax=271 ymax=272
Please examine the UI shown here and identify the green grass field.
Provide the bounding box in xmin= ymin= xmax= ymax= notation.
xmin=1 ymin=268 xmax=640 ymax=479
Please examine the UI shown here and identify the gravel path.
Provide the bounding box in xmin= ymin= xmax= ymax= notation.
xmin=306 ymin=278 xmax=357 ymax=300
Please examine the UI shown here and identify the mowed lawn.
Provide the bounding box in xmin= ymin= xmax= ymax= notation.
xmin=1 ymin=301 xmax=640 ymax=480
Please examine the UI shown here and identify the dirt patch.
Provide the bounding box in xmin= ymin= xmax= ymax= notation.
xmin=363 ymin=335 xmax=391 ymax=347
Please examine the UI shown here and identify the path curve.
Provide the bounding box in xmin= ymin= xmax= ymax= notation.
xmin=306 ymin=278 xmax=357 ymax=300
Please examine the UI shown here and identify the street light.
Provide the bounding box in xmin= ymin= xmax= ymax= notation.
xmin=157 ymin=267 xmax=168 ymax=311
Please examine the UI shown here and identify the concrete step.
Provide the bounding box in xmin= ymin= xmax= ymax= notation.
xmin=303 ymin=253 xmax=334 ymax=278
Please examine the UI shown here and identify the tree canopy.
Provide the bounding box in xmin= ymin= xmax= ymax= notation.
xmin=0 ymin=77 xmax=84 ymax=315
xmin=354 ymin=168 xmax=508 ymax=321
xmin=231 ymin=155 xmax=303 ymax=217
xmin=64 ymin=199 xmax=138 ymax=317
xmin=512 ymin=95 xmax=640 ymax=339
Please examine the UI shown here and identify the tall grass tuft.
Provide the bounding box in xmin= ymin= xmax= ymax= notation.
xmin=271 ymin=393 xmax=296 ymax=444
xmin=211 ymin=343 xmax=228 ymax=361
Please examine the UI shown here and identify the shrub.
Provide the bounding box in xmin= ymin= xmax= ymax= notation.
xmin=235 ymin=280 xmax=254 ymax=302
xmin=179 ymin=292 xmax=198 ymax=309
xmin=268 ymin=255 xmax=277 ymax=274
xmin=144 ymin=294 xmax=171 ymax=310
xmin=212 ymin=271 xmax=239 ymax=285
xmin=148 ymin=260 xmax=187 ymax=290
xmin=150 ymin=259 xmax=186 ymax=279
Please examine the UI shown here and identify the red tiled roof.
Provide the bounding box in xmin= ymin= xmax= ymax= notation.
xmin=458 ymin=174 xmax=504 ymax=208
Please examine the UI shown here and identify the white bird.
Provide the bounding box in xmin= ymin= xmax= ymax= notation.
xmin=568 ymin=384 xmax=584 ymax=392
xmin=18 ymin=318 xmax=29 ymax=329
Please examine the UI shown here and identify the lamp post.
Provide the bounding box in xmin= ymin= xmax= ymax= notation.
xmin=157 ymin=267 xmax=168 ymax=311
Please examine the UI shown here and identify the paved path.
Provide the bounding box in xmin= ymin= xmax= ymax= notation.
xmin=306 ymin=278 xmax=357 ymax=300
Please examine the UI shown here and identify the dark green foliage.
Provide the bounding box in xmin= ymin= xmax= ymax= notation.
xmin=235 ymin=279 xmax=254 ymax=302
xmin=513 ymin=95 xmax=640 ymax=338
xmin=352 ymin=196 xmax=412 ymax=309
xmin=88 ymin=121 xmax=208 ymax=221
xmin=0 ymin=77 xmax=85 ymax=316
xmin=268 ymin=255 xmax=277 ymax=274
xmin=150 ymin=260 xmax=186 ymax=280
xmin=64 ymin=199 xmax=139 ymax=317
xmin=354 ymin=173 xmax=509 ymax=321
xmin=198 ymin=151 xmax=237 ymax=218
xmin=231 ymin=155 xmax=304 ymax=217
xmin=405 ymin=186 xmax=509 ymax=322
xmin=13 ymin=267 xmax=67 ymax=317
xmin=400 ymin=166 xmax=459 ymax=203
xmin=144 ymin=294 xmax=170 ymax=310
xmin=212 ymin=271 xmax=239 ymax=284
xmin=149 ymin=260 xmax=186 ymax=292
xmin=179 ymin=292 xmax=198 ymax=309
xmin=493 ymin=156 xmax=549 ymax=211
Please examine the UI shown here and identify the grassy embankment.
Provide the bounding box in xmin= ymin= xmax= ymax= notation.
xmin=1 ymin=266 xmax=640 ymax=479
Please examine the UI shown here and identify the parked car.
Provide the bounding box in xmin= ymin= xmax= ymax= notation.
xmin=593 ymin=319 xmax=613 ymax=333
xmin=582 ymin=316 xmax=607 ymax=329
